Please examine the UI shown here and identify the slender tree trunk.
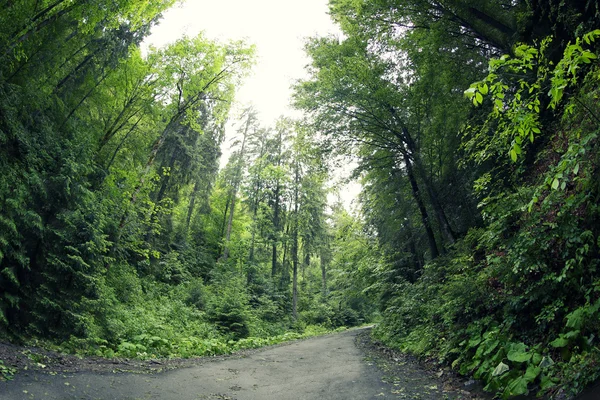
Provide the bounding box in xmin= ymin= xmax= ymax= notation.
xmin=291 ymin=159 xmax=299 ymax=320
xmin=270 ymin=173 xmax=281 ymax=277
xmin=248 ymin=174 xmax=262 ymax=262
xmin=414 ymin=155 xmax=455 ymax=245
xmin=249 ymin=206 xmax=257 ymax=263
xmin=104 ymin=114 xmax=143 ymax=173
xmin=292 ymin=230 xmax=298 ymax=321
xmin=302 ymin=237 xmax=310 ymax=281
xmin=3 ymin=4 xmax=76 ymax=57
xmin=403 ymin=127 xmax=456 ymax=246
xmin=388 ymin=111 xmax=442 ymax=257
xmin=403 ymin=152 xmax=439 ymax=259
xmin=59 ymin=69 xmax=109 ymax=129
xmin=221 ymin=112 xmax=251 ymax=262
xmin=221 ymin=190 xmax=237 ymax=262
xmin=154 ymin=147 xmax=178 ymax=204
xmin=271 ymin=237 xmax=278 ymax=277
xmin=8 ymin=0 xmax=70 ymax=40
xmin=320 ymin=243 xmax=329 ymax=299
xmin=279 ymin=221 xmax=291 ymax=289
xmin=185 ymin=181 xmax=199 ymax=232
xmin=98 ymin=95 xmax=141 ymax=152
xmin=218 ymin=192 xmax=230 ymax=254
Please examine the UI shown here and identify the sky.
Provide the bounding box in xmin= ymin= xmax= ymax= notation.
xmin=145 ymin=0 xmax=339 ymax=123
xmin=145 ymin=0 xmax=360 ymax=209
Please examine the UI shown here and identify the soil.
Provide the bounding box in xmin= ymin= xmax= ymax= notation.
xmin=354 ymin=330 xmax=492 ymax=399
xmin=0 ymin=338 xmax=225 ymax=375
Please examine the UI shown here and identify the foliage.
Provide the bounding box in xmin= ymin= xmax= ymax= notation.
xmin=0 ymin=360 xmax=16 ymax=381
xmin=370 ymin=29 xmax=600 ymax=398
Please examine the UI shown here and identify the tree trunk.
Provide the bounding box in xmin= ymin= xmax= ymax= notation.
xmin=303 ymin=237 xmax=310 ymax=280
xmin=221 ymin=188 xmax=237 ymax=262
xmin=292 ymin=159 xmax=300 ymax=320
xmin=249 ymin=208 xmax=257 ymax=262
xmin=403 ymin=152 xmax=439 ymax=259
xmin=270 ymin=144 xmax=282 ymax=277
xmin=402 ymin=126 xmax=456 ymax=247
xmin=320 ymin=245 xmax=328 ymax=299
xmin=413 ymin=155 xmax=456 ymax=246
xmin=185 ymin=181 xmax=199 ymax=232
xmin=221 ymin=111 xmax=251 ymax=262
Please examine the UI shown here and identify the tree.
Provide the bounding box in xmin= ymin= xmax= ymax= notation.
xmin=295 ymin=36 xmax=445 ymax=258
xmin=220 ymin=106 xmax=259 ymax=262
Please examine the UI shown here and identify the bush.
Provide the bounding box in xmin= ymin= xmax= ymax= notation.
xmin=206 ymin=274 xmax=251 ymax=340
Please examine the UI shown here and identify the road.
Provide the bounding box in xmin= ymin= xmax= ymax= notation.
xmin=1 ymin=328 xmax=465 ymax=400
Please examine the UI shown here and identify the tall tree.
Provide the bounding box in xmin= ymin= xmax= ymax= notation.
xmin=221 ymin=106 xmax=258 ymax=262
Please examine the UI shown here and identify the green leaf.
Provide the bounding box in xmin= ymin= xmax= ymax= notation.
xmin=507 ymin=343 xmax=531 ymax=363
xmin=514 ymin=143 xmax=521 ymax=155
xmin=551 ymin=178 xmax=559 ymax=190
xmin=468 ymin=336 xmax=482 ymax=348
xmin=582 ymin=51 xmax=597 ymax=59
xmin=573 ymin=163 xmax=580 ymax=175
xmin=503 ymin=376 xmax=529 ymax=398
xmin=540 ymin=374 xmax=557 ymax=390
xmin=510 ymin=149 xmax=517 ymax=162
xmin=566 ymin=308 xmax=586 ymax=329
xmin=492 ymin=361 xmax=510 ymax=377
xmin=480 ymin=83 xmax=489 ymax=95
xmin=524 ymin=365 xmax=541 ymax=381
xmin=475 ymin=92 xmax=483 ymax=105
xmin=464 ymin=87 xmax=477 ymax=98
xmin=550 ymin=336 xmax=569 ymax=348
xmin=539 ymin=356 xmax=554 ymax=369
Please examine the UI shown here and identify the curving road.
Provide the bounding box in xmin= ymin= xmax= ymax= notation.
xmin=1 ymin=328 xmax=465 ymax=400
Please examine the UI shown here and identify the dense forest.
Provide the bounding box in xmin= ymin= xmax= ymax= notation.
xmin=1 ymin=0 xmax=600 ymax=398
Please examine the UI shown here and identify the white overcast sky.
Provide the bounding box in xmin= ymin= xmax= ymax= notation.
xmin=145 ymin=0 xmax=339 ymax=123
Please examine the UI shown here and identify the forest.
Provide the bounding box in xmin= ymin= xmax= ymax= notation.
xmin=1 ymin=0 xmax=600 ymax=398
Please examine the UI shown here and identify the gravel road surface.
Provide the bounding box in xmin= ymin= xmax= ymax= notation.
xmin=0 ymin=328 xmax=471 ymax=400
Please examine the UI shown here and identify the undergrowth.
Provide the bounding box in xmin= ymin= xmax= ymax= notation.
xmin=56 ymin=324 xmax=339 ymax=360
xmin=0 ymin=359 xmax=16 ymax=381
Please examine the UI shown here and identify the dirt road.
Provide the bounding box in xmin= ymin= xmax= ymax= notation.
xmin=0 ymin=328 xmax=471 ymax=400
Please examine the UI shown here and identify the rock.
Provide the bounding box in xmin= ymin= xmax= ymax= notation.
xmin=464 ymin=379 xmax=477 ymax=390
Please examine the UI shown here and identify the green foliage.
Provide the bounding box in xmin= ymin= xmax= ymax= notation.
xmin=0 ymin=0 xmax=257 ymax=345
xmin=373 ymin=63 xmax=600 ymax=396
xmin=206 ymin=273 xmax=252 ymax=340
xmin=0 ymin=359 xmax=16 ymax=381
xmin=360 ymin=18 xmax=600 ymax=395
xmin=464 ymin=30 xmax=600 ymax=168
